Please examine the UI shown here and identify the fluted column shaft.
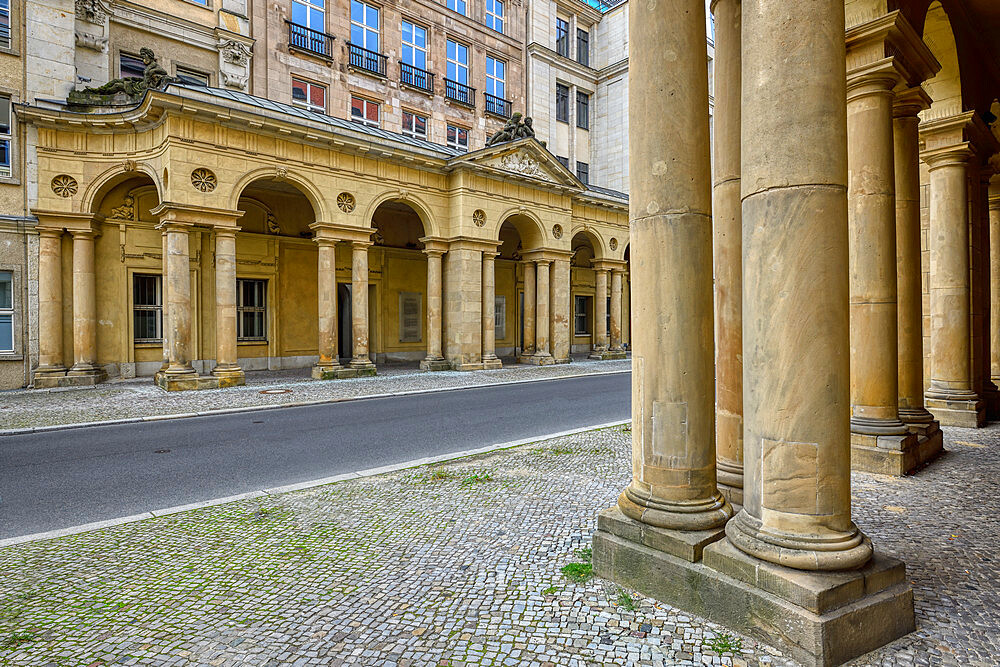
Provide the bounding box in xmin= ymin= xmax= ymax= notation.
xmin=727 ymin=0 xmax=871 ymax=570
xmin=314 ymin=239 xmax=340 ymax=371
xmin=847 ymin=69 xmax=908 ymax=435
xmin=991 ymin=182 xmax=1000 ymax=383
xmin=425 ymin=249 xmax=445 ymax=362
xmin=711 ymin=0 xmax=743 ymax=499
xmin=617 ymin=0 xmax=731 ymax=531
xmin=68 ymin=230 xmax=100 ymax=375
xmin=609 ymin=269 xmax=624 ymax=351
xmin=894 ymin=95 xmax=934 ymax=423
xmin=163 ymin=224 xmax=196 ymax=376
xmin=534 ymin=260 xmax=552 ymax=358
xmin=350 ymin=241 xmax=375 ymax=369
xmin=213 ymin=229 xmax=242 ymax=378
xmin=522 ymin=261 xmax=536 ymax=357
xmin=482 ymin=251 xmax=498 ymax=363
xmin=593 ymin=269 xmax=608 ymax=352
xmin=36 ymin=229 xmax=65 ymax=375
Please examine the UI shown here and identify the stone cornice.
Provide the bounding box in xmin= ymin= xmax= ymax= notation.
xmin=845 ymin=11 xmax=940 ymax=90
xmin=526 ymin=43 xmax=599 ymax=84
xmin=446 ymin=236 xmax=502 ymax=253
xmin=31 ymin=211 xmax=103 ymax=233
xmin=309 ymin=222 xmax=375 ymax=244
xmin=920 ymin=111 xmax=1000 ymax=162
xmin=150 ymin=202 xmax=244 ymax=228
xmin=521 ymin=248 xmax=572 ymax=262
xmin=419 ymin=236 xmax=451 ymax=254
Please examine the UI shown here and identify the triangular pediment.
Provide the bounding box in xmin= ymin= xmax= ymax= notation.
xmin=449 ymin=138 xmax=583 ymax=190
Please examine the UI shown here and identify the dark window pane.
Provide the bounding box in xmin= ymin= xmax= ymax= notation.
xmin=120 ymin=53 xmax=146 ymax=79
xmin=577 ymin=29 xmax=589 ymax=67
xmin=556 ymin=84 xmax=569 ymax=123
xmin=556 ymin=18 xmax=569 ymax=57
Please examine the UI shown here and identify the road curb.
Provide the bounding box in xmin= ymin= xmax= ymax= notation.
xmin=0 ymin=369 xmax=630 ymax=436
xmin=0 ymin=419 xmax=630 ymax=548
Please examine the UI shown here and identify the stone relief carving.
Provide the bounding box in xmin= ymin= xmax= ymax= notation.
xmin=75 ymin=0 xmax=108 ymax=24
xmin=219 ymin=39 xmax=253 ymax=92
xmin=122 ymin=159 xmax=138 ymax=172
xmin=191 ymin=168 xmax=218 ymax=193
xmin=610 ymin=238 xmax=618 ymax=251
xmin=337 ymin=192 xmax=356 ymax=213
xmin=109 ymin=193 xmax=135 ymax=220
xmin=473 ymin=210 xmax=486 ymax=227
xmin=552 ymin=224 xmax=563 ymax=239
xmin=69 ymin=48 xmax=176 ymax=105
xmin=494 ymin=152 xmax=544 ymax=178
xmin=372 ymin=228 xmax=385 ymax=245
xmin=265 ymin=213 xmax=280 ymax=234
xmin=51 ymin=175 xmax=79 ymax=198
xmin=75 ymin=32 xmax=108 ymax=52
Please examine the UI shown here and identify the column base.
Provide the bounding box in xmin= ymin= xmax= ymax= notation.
xmin=34 ymin=369 xmax=107 ymax=389
xmin=211 ymin=366 xmax=246 ymax=388
xmin=313 ymin=364 xmax=377 ymax=379
xmin=588 ymin=348 xmax=626 ymax=360
xmin=593 ymin=507 xmax=915 ymax=667
xmin=419 ymin=357 xmax=452 ymax=372
xmin=554 ymin=356 xmax=571 ymax=365
xmin=449 ymin=361 xmax=486 ymax=371
xmin=925 ymin=395 xmax=985 ymax=428
xmin=850 ymin=429 xmax=941 ymax=475
xmin=154 ymin=372 xmax=226 ymax=392
xmin=986 ymin=384 xmax=1000 ymax=421
xmin=525 ymin=352 xmax=555 ymax=366
xmin=716 ymin=482 xmax=743 ymax=508
xmin=481 ymin=355 xmax=503 ymax=370
xmin=716 ymin=460 xmax=743 ymax=507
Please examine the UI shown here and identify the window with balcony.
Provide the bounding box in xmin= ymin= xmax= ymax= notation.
xmin=577 ymin=29 xmax=589 ymax=67
xmin=237 ymin=279 xmax=268 ymax=342
xmin=292 ymin=0 xmax=324 ymax=32
xmin=402 ymin=110 xmax=427 ymax=139
xmin=0 ymin=96 xmax=10 ymax=178
xmin=133 ymin=274 xmax=162 ymax=343
xmin=350 ymin=0 xmax=385 ymax=75
xmin=576 ymin=91 xmax=589 ymax=130
xmin=175 ymin=66 xmax=210 ymax=86
xmin=351 ymin=96 xmax=380 ymax=127
xmin=446 ymin=40 xmax=473 ymax=106
xmin=484 ymin=57 xmax=509 ymax=117
xmin=485 ymin=0 xmax=504 ymax=34
xmin=292 ymin=78 xmax=326 ymax=112
xmin=447 ymin=124 xmax=469 ymax=152
xmin=447 ymin=0 xmax=467 ymax=16
xmin=120 ymin=52 xmax=146 ymax=79
xmin=0 ymin=0 xmax=11 ymax=50
xmin=556 ymin=18 xmax=569 ymax=57
xmin=576 ymin=161 xmax=589 ymax=184
xmin=288 ymin=0 xmax=333 ymax=57
xmin=556 ymin=84 xmax=569 ymax=123
xmin=401 ymin=21 xmax=433 ymax=92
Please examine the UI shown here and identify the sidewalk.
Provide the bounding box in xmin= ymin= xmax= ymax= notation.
xmin=1 ymin=423 xmax=998 ymax=666
xmin=0 ymin=357 xmax=630 ymax=432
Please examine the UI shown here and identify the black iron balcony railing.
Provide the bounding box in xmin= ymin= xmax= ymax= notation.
xmin=286 ymin=21 xmax=335 ymax=59
xmin=484 ymin=92 xmax=512 ymax=118
xmin=348 ymin=42 xmax=388 ymax=77
xmin=444 ymin=79 xmax=475 ymax=107
xmin=400 ymin=62 xmax=434 ymax=94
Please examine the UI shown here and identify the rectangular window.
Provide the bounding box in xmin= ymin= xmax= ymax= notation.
xmin=447 ymin=40 xmax=469 ymax=85
xmin=401 ymin=110 xmax=427 ymax=139
xmin=175 ymin=66 xmax=210 ymax=86
xmin=399 ymin=292 xmax=422 ymax=343
xmin=292 ymin=77 xmax=326 ymax=113
xmin=447 ymin=124 xmax=469 ymax=151
xmin=351 ymin=96 xmax=380 ymax=127
xmin=132 ymin=274 xmax=162 ymax=343
xmin=237 ymin=279 xmax=268 ymax=341
xmin=556 ymin=156 xmax=568 ymax=168
xmin=576 ymin=161 xmax=589 ymax=184
xmin=607 ymin=296 xmax=612 ymax=335
xmin=577 ymin=29 xmax=589 ymax=67
xmin=447 ymin=0 xmax=467 ymax=15
xmin=494 ymin=295 xmax=506 ymax=340
xmin=0 ymin=0 xmax=10 ymax=50
xmin=0 ymin=96 xmax=10 ymax=178
xmin=120 ymin=52 xmax=146 ymax=79
xmin=401 ymin=20 xmax=427 ymax=70
xmin=556 ymin=18 xmax=569 ymax=57
xmin=485 ymin=56 xmax=505 ymax=100
xmin=292 ymin=0 xmax=325 ymax=31
xmin=574 ymin=295 xmax=591 ymax=336
xmin=0 ymin=271 xmax=12 ymax=352
xmin=576 ymin=91 xmax=589 ymax=130
xmin=485 ymin=0 xmax=504 ymax=33
xmin=350 ymin=0 xmax=380 ymax=53
xmin=555 ymin=84 xmax=569 ymax=123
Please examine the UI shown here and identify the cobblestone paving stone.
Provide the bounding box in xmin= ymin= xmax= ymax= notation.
xmin=1 ymin=423 xmax=997 ymax=666
xmin=0 ymin=357 xmax=629 ymax=431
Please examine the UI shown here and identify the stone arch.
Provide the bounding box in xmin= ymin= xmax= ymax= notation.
xmin=235 ymin=178 xmax=318 ymax=238
xmin=569 ymin=225 xmax=608 ymax=261
xmin=84 ymin=162 xmax=163 ymax=214
xmin=229 ymin=167 xmax=329 ymax=221
xmin=918 ymin=1 xmax=965 ymax=117
xmin=363 ymin=191 xmax=439 ymax=238
xmin=494 ymin=207 xmax=546 ymax=249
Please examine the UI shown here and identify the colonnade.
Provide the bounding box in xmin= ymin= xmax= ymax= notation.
xmin=587 ymin=263 xmax=627 ymax=360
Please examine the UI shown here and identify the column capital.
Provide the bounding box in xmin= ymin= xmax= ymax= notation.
xmin=482 ymin=250 xmax=499 ymax=260
xmin=213 ymin=226 xmax=240 ymax=239
xmin=32 ymin=210 xmax=102 ymax=234
xmin=920 ymin=143 xmax=974 ymax=170
xmin=845 ymin=11 xmax=939 ymax=89
xmin=309 ymin=221 xmax=373 ymax=244
xmin=68 ymin=228 xmax=100 ymax=240
xmin=919 ymin=111 xmax=997 ymax=158
xmin=150 ymin=202 xmax=243 ymax=228
xmin=592 ymin=259 xmax=626 ymax=273
xmin=351 ymin=240 xmax=374 ymax=250
xmin=314 ymin=237 xmax=338 ymax=249
xmin=419 ymin=236 xmax=450 ymax=254
xmin=423 ymin=247 xmax=447 ymax=258
xmin=893 ymin=86 xmax=932 ymax=119
xmin=846 ymin=59 xmax=901 ymax=101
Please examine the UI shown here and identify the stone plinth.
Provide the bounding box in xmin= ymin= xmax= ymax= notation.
xmin=594 ymin=508 xmax=915 ymax=667
xmin=589 ymin=349 xmax=627 ymax=361
xmin=926 ymin=395 xmax=985 ymax=428
xmin=850 ymin=427 xmax=943 ymax=475
xmin=419 ymin=358 xmax=452 ymax=371
xmin=35 ymin=372 xmax=106 ymax=389
xmin=312 ymin=365 xmax=378 ymax=380
xmin=154 ymin=372 xmax=243 ymax=391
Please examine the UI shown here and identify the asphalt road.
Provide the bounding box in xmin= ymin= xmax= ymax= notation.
xmin=0 ymin=372 xmax=630 ymax=540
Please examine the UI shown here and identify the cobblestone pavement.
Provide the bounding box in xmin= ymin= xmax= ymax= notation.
xmin=1 ymin=423 xmax=998 ymax=666
xmin=0 ymin=357 xmax=629 ymax=431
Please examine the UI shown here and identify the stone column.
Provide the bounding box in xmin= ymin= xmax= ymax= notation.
xmin=520 ymin=260 xmax=536 ymax=362
xmin=589 ymin=268 xmax=609 ymax=357
xmin=161 ymin=223 xmax=197 ymax=379
xmin=34 ymin=228 xmax=66 ymax=380
xmin=991 ymin=179 xmax=1000 ymax=390
xmin=923 ymin=145 xmax=983 ymax=426
xmin=894 ymin=90 xmax=936 ymax=426
xmin=613 ymin=0 xmax=731 ymax=535
xmin=725 ymin=0 xmax=872 ymax=570
xmin=212 ymin=228 xmax=244 ymax=385
xmin=846 ymin=66 xmax=915 ymax=455
xmin=312 ymin=239 xmax=342 ymax=379
xmin=550 ymin=257 xmax=571 ymax=363
xmin=349 ymin=241 xmax=376 ymax=372
xmin=533 ymin=259 xmax=553 ymax=363
xmin=67 ymin=229 xmax=104 ymax=379
xmin=609 ymin=269 xmax=624 ymax=352
xmin=159 ymin=230 xmax=171 ymax=372
xmin=420 ymin=247 xmax=449 ymax=370
xmin=712 ymin=0 xmax=742 ymax=504
xmin=481 ymin=251 xmax=502 ymax=369
xmin=442 ymin=242 xmax=484 ymax=369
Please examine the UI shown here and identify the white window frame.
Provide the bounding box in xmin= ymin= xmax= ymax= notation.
xmin=447 ymin=124 xmax=469 ymax=152
xmin=0 ymin=0 xmax=11 ymax=50
xmin=237 ymin=278 xmax=268 ymax=342
xmin=292 ymin=0 xmax=325 ymax=31
xmin=0 ymin=270 xmax=13 ymax=353
xmin=486 ymin=56 xmax=505 ymax=100
xmin=494 ymin=295 xmax=506 ymax=340
xmin=132 ymin=273 xmax=163 ymax=343
xmin=401 ymin=20 xmax=427 ymax=69
xmin=401 ymin=110 xmax=427 ymax=139
xmin=447 ymin=39 xmax=469 ymax=85
xmin=351 ymin=96 xmax=380 ymax=128
xmin=446 ymin=0 xmax=467 ymax=16
xmin=0 ymin=95 xmax=11 ymax=178
xmin=350 ymin=0 xmax=380 ymax=53
xmin=399 ymin=291 xmax=422 ymax=343
xmin=485 ymin=0 xmax=503 ymax=33
xmin=292 ymin=77 xmax=326 ymax=113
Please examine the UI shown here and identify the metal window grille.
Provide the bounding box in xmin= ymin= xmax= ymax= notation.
xmin=132 ymin=274 xmax=162 ymax=343
xmin=237 ymin=279 xmax=268 ymax=341
xmin=574 ymin=295 xmax=591 ymax=336
xmin=399 ymin=292 xmax=422 ymax=342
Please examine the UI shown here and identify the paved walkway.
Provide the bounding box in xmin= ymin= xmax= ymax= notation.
xmin=0 ymin=357 xmax=630 ymax=432
xmin=1 ymin=423 xmax=998 ymax=666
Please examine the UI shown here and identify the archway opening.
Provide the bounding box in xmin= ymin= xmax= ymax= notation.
xmin=570 ymin=231 xmax=602 ymax=355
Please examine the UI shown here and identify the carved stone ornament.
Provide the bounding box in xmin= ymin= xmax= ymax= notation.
xmin=122 ymin=159 xmax=137 ymax=172
xmin=266 ymin=213 xmax=281 ymax=234
xmin=610 ymin=237 xmax=618 ymax=251
xmin=496 ymin=152 xmax=543 ymax=178
xmin=552 ymin=224 xmax=563 ymax=239
xmin=220 ymin=39 xmax=252 ymax=66
xmin=473 ymin=209 xmax=487 ymax=227
xmin=75 ymin=0 xmax=108 ymax=24
xmin=75 ymin=32 xmax=108 ymax=53
xmin=51 ymin=175 xmax=79 ymax=198
xmin=486 ymin=112 xmax=546 ymax=148
xmin=275 ymin=167 xmax=288 ymax=181
xmin=191 ymin=168 xmax=217 ymax=193
xmin=70 ymin=48 xmax=177 ymax=105
xmin=219 ymin=39 xmax=253 ymax=92
xmin=372 ymin=228 xmax=385 ymax=245
xmin=337 ymin=192 xmax=356 ymax=213
xmin=109 ymin=192 xmax=135 ymax=220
